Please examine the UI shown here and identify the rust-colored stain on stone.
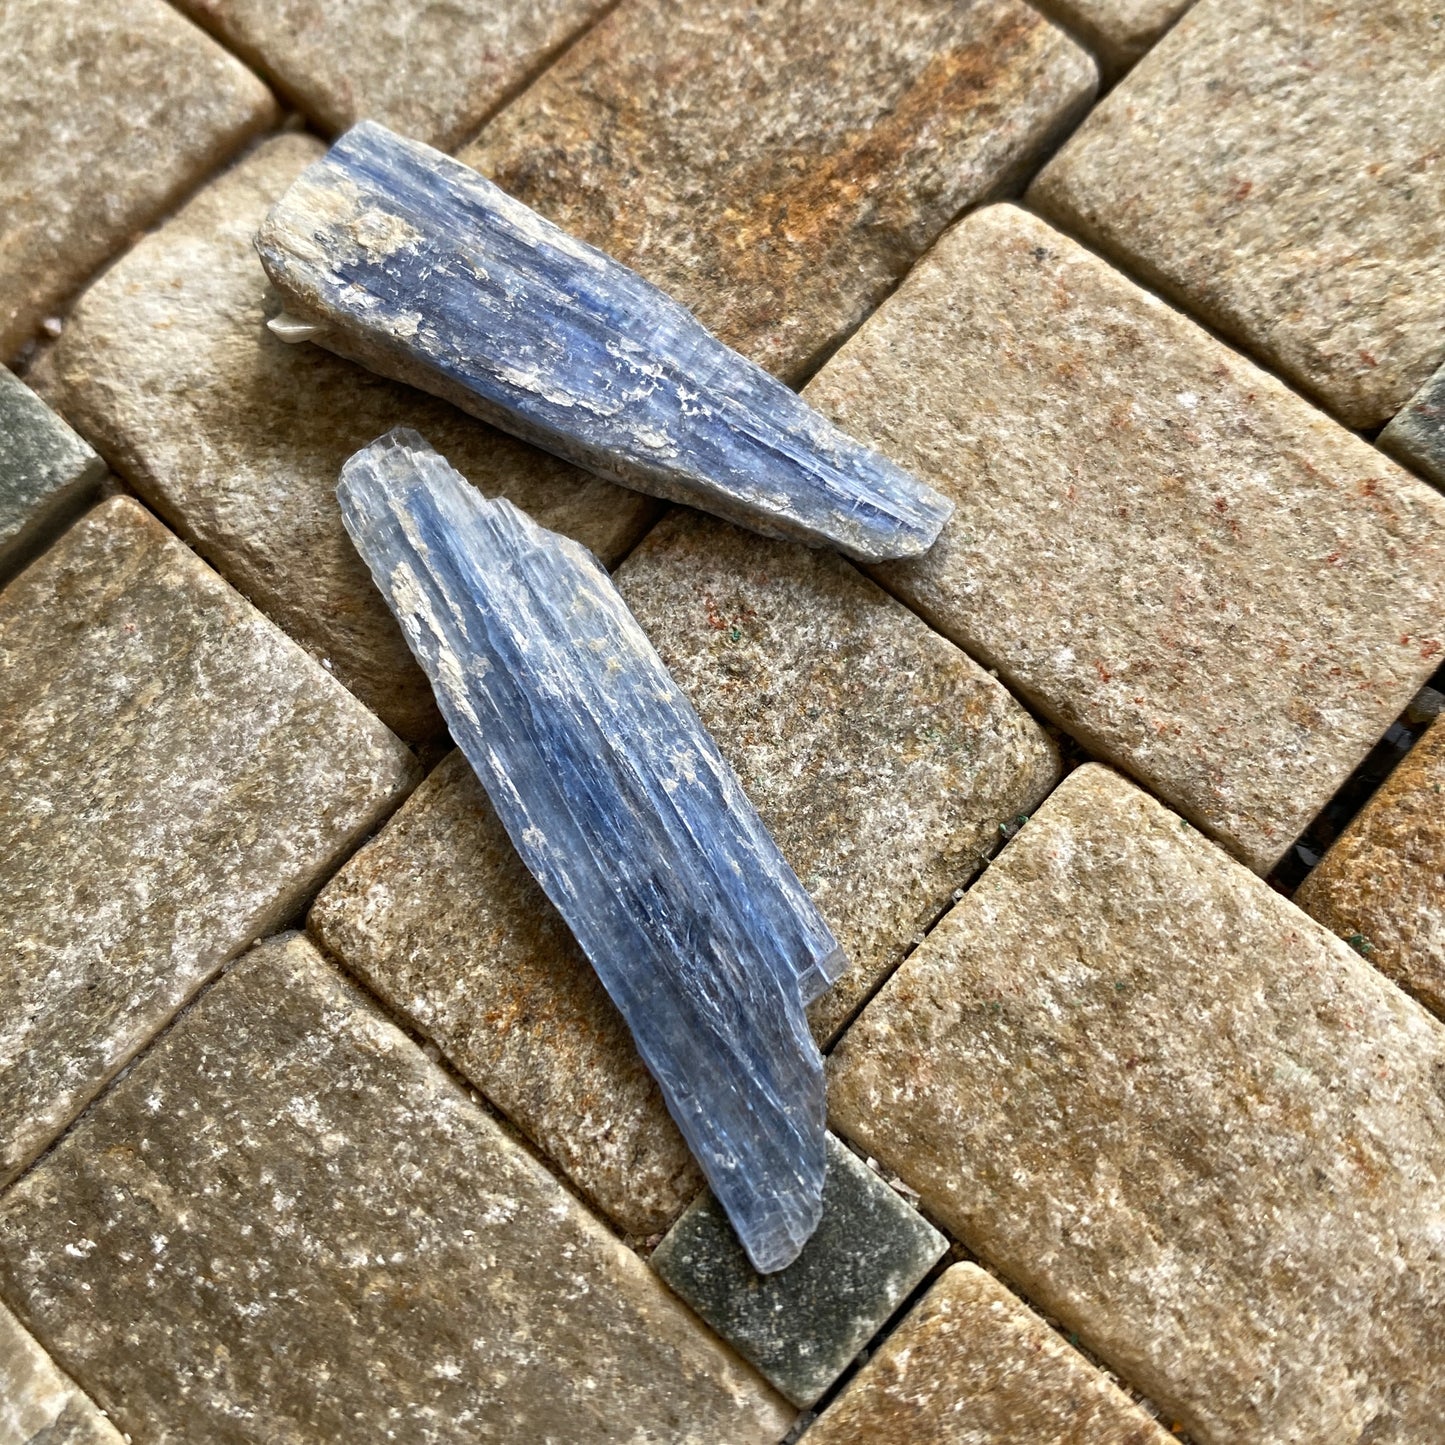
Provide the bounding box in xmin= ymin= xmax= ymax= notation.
xmin=464 ymin=0 xmax=1094 ymax=379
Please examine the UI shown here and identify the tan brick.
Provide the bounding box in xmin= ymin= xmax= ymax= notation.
xmin=1295 ymin=715 xmax=1445 ymax=1019
xmin=31 ymin=135 xmax=655 ymax=742
xmin=0 ymin=0 xmax=278 ymax=358
xmin=0 ymin=1300 xmax=123 ymax=1445
xmin=0 ymin=498 xmax=418 ymax=1189
xmin=0 ymin=934 xmax=793 ymax=1443
xmin=1029 ymin=0 xmax=1445 ymax=429
xmin=1035 ymin=0 xmax=1194 ymax=74
xmin=829 ymin=764 xmax=1445 ymax=1444
xmin=463 ymin=0 xmax=1094 ymax=381
xmin=806 ymin=1264 xmax=1173 ymax=1445
xmin=805 ymin=204 xmax=1445 ymax=872
xmin=172 ymin=0 xmax=612 ymax=149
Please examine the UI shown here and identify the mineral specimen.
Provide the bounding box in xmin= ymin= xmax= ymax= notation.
xmin=336 ymin=428 xmax=845 ymax=1271
xmin=258 ymin=121 xmax=950 ymax=563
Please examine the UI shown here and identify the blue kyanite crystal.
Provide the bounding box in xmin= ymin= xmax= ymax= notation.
xmin=337 ymin=428 xmax=846 ymax=1272
xmin=258 ymin=121 xmax=951 ymax=563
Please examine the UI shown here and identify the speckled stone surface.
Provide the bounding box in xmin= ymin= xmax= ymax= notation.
xmin=1029 ymin=0 xmax=1445 ymax=429
xmin=650 ymin=1135 xmax=946 ymax=1407
xmin=0 ymin=1301 xmax=123 ymax=1445
xmin=615 ymin=511 xmax=1061 ymax=1041
xmin=829 ymin=764 xmax=1445 ymax=1445
xmin=1380 ymin=361 xmax=1445 ymax=492
xmin=30 ymin=134 xmax=653 ymax=742
xmin=172 ymin=0 xmax=610 ymax=148
xmin=309 ymin=750 xmax=704 ymax=1237
xmin=0 ymin=497 xmax=418 ymax=1190
xmin=1295 ymin=717 xmax=1445 ymax=1019
xmin=0 ymin=0 xmax=277 ymax=360
xmin=463 ymin=0 xmax=1094 ymax=381
xmin=0 ymin=366 xmax=105 ymax=578
xmin=0 ymin=934 xmax=794 ymax=1444
xmin=806 ymin=1264 xmax=1173 ymax=1445
xmin=1034 ymin=0 xmax=1193 ymax=74
xmin=805 ymin=204 xmax=1445 ymax=873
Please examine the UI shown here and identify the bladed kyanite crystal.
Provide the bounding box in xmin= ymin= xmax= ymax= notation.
xmin=337 ymin=429 xmax=845 ymax=1271
xmin=259 ymin=121 xmax=951 ymax=563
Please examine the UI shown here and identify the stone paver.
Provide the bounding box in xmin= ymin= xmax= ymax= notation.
xmin=1295 ymin=716 xmax=1445 ymax=1019
xmin=805 ymin=203 xmax=1445 ymax=873
xmin=616 ymin=511 xmax=1061 ymax=1041
xmin=463 ymin=0 xmax=1095 ymax=381
xmin=31 ymin=134 xmax=655 ymax=743
xmin=828 ymin=764 xmax=1445 ymax=1445
xmin=0 ymin=934 xmax=793 ymax=1444
xmin=0 ymin=0 xmax=278 ymax=360
xmin=0 ymin=497 xmax=418 ymax=1190
xmin=1029 ymin=0 xmax=1445 ymax=430
xmin=309 ymin=750 xmax=704 ymax=1238
xmin=0 ymin=366 xmax=106 ymax=580
xmin=1037 ymin=0 xmax=1194 ymax=75
xmin=171 ymin=0 xmax=611 ymax=149
xmin=310 ymin=516 xmax=1059 ymax=1234
xmin=1380 ymin=361 xmax=1445 ymax=492
xmin=0 ymin=1300 xmax=123 ymax=1445
xmin=805 ymin=1264 xmax=1173 ymax=1445
xmin=650 ymin=1136 xmax=946 ymax=1408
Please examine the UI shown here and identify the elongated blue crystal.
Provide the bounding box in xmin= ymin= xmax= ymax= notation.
xmin=258 ymin=121 xmax=951 ymax=563
xmin=338 ymin=428 xmax=846 ymax=1272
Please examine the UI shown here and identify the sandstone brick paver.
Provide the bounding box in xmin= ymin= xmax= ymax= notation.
xmin=309 ymin=750 xmax=704 ymax=1238
xmin=171 ymin=0 xmax=612 ymax=149
xmin=1036 ymin=0 xmax=1195 ymax=76
xmin=829 ymin=764 xmax=1445 ymax=1444
xmin=805 ymin=203 xmax=1445 ymax=873
xmin=0 ymin=366 xmax=106 ymax=580
xmin=463 ymin=0 xmax=1095 ymax=381
xmin=805 ymin=1263 xmax=1174 ymax=1445
xmin=650 ymin=1136 xmax=946 ymax=1407
xmin=615 ymin=512 xmax=1061 ymax=1041
xmin=1295 ymin=716 xmax=1445 ymax=1019
xmin=0 ymin=0 xmax=278 ymax=360
xmin=31 ymin=134 xmax=655 ymax=743
xmin=0 ymin=1299 xmax=123 ymax=1445
xmin=0 ymin=498 xmax=418 ymax=1190
xmin=1030 ymin=0 xmax=1445 ymax=430
xmin=0 ymin=934 xmax=793 ymax=1444
xmin=1380 ymin=360 xmax=1445 ymax=493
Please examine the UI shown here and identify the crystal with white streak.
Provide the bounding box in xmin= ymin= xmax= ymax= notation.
xmin=337 ymin=428 xmax=844 ymax=1271
xmin=259 ymin=121 xmax=951 ymax=563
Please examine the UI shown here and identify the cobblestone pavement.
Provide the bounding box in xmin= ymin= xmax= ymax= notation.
xmin=2 ymin=1 xmax=1443 ymax=1441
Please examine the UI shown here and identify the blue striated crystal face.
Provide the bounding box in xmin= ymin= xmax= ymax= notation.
xmin=337 ymin=428 xmax=846 ymax=1272
xmin=258 ymin=120 xmax=951 ymax=564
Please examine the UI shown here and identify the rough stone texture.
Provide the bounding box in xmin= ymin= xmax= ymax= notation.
xmin=616 ymin=511 xmax=1061 ymax=1040
xmin=828 ymin=764 xmax=1445 ymax=1445
xmin=806 ymin=204 xmax=1445 ymax=873
xmin=463 ymin=0 xmax=1095 ymax=382
xmin=1380 ymin=360 xmax=1445 ymax=492
xmin=1295 ymin=716 xmax=1445 ymax=1019
xmin=0 ymin=0 xmax=278 ymax=360
xmin=0 ymin=1301 xmax=123 ymax=1445
xmin=1028 ymin=0 xmax=1445 ymax=430
xmin=30 ymin=134 xmax=653 ymax=742
xmin=1034 ymin=0 xmax=1193 ymax=75
xmin=0 ymin=366 xmax=106 ymax=579
xmin=0 ymin=934 xmax=793 ymax=1444
xmin=806 ymin=1264 xmax=1174 ymax=1445
xmin=310 ymin=750 xmax=704 ymax=1238
xmin=171 ymin=0 xmax=611 ymax=149
xmin=649 ymin=1136 xmax=946 ymax=1408
xmin=0 ymin=497 xmax=418 ymax=1190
